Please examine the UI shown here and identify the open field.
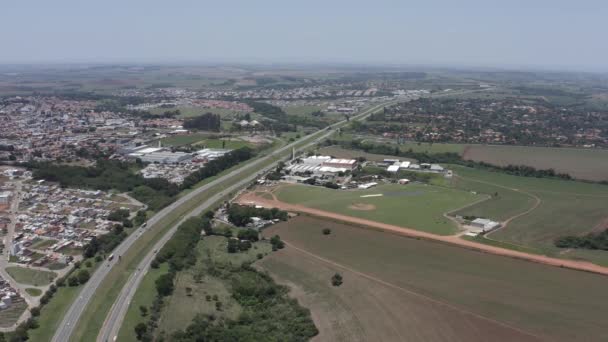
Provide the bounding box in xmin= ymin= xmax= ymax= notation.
xmin=192 ymin=138 xmax=250 ymax=150
xmin=261 ymin=216 xmax=608 ymax=342
xmin=463 ymin=145 xmax=608 ymax=181
xmin=149 ymin=106 xmax=240 ymax=118
xmin=6 ymin=266 xmax=56 ymax=286
xmin=318 ymin=146 xmax=415 ymax=162
xmin=156 ymin=236 xmax=272 ymax=334
xmin=451 ymin=166 xmax=608 ymax=265
xmin=274 ymin=183 xmax=482 ymax=235
xmin=28 ymin=258 xmax=102 ymax=342
xmin=117 ymin=263 xmax=169 ymax=341
xmin=159 ymin=133 xmax=209 ymax=146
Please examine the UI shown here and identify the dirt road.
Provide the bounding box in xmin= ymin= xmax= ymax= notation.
xmin=237 ymin=192 xmax=608 ymax=276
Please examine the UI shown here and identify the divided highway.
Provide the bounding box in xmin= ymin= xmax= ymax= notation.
xmin=53 ymin=100 xmax=394 ymax=342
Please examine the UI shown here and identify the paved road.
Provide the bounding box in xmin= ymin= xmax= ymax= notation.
xmin=54 ymin=100 xmax=394 ymax=342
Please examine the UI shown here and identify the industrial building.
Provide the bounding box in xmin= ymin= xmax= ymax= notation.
xmin=140 ymin=151 xmax=192 ymax=164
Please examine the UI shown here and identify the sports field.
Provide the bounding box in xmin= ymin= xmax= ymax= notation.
xmin=451 ymin=166 xmax=608 ymax=265
xmin=463 ymin=145 xmax=608 ymax=181
xmin=260 ymin=216 xmax=608 ymax=342
xmin=274 ymin=183 xmax=482 ymax=235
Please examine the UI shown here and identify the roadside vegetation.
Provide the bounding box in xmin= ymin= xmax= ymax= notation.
xmin=123 ymin=211 xmax=317 ymax=341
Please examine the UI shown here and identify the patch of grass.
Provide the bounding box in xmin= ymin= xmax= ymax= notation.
xmin=25 ymin=259 xmax=102 ymax=342
xmin=29 ymin=239 xmax=57 ymax=250
xmin=25 ymin=288 xmax=43 ymax=297
xmin=157 ymin=236 xmax=271 ymax=335
xmin=276 ymin=183 xmax=482 ymax=235
xmin=159 ymin=133 xmax=209 ymax=147
xmin=192 ymin=138 xmax=249 ymax=150
xmin=117 ymin=263 xmax=169 ymax=341
xmin=6 ymin=267 xmax=56 ymax=286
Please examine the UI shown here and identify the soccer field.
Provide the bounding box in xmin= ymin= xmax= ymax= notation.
xmin=275 ymin=183 xmax=483 ymax=235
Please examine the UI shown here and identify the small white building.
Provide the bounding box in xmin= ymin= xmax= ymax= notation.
xmin=358 ymin=182 xmax=378 ymax=189
xmin=471 ymin=218 xmax=501 ymax=232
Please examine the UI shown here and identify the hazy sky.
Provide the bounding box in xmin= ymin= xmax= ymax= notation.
xmin=2 ymin=0 xmax=607 ymax=70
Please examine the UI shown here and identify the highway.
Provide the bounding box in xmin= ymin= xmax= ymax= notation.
xmin=53 ymin=99 xmax=394 ymax=342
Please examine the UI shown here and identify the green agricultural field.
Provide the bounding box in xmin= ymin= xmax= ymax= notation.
xmin=357 ymin=140 xmax=466 ymax=154
xmin=6 ymin=267 xmax=56 ymax=286
xmin=463 ymin=145 xmax=608 ymax=182
xmin=275 ymin=183 xmax=483 ymax=235
xmin=451 ymin=166 xmax=608 ymax=265
xmin=261 ymin=216 xmax=608 ymax=342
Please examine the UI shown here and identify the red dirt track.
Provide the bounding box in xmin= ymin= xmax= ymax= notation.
xmin=237 ymin=192 xmax=608 ymax=276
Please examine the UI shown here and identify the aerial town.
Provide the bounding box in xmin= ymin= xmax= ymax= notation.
xmin=0 ymin=62 xmax=607 ymax=342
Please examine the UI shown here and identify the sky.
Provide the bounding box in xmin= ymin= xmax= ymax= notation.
xmin=1 ymin=0 xmax=607 ymax=71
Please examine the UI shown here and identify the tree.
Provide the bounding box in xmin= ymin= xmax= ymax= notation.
xmin=227 ymin=239 xmax=239 ymax=253
xmin=270 ymin=235 xmax=285 ymax=251
xmin=331 ymin=273 xmax=343 ymax=287
xmin=77 ymin=269 xmax=90 ymax=284
xmin=155 ymin=273 xmax=174 ymax=296
xmin=68 ymin=276 xmax=79 ymax=287
xmin=322 ymin=228 xmax=331 ymax=235
xmin=134 ymin=322 xmax=148 ymax=340
xmin=30 ymin=307 xmax=40 ymax=317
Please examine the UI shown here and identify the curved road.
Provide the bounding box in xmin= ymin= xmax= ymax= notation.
xmin=54 ymin=100 xmax=395 ymax=342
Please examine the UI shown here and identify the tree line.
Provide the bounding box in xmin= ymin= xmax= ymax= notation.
xmin=555 ymin=228 xmax=608 ymax=251
xmin=227 ymin=204 xmax=288 ymax=226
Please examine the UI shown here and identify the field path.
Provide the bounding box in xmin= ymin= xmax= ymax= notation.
xmin=282 ymin=240 xmax=544 ymax=341
xmin=237 ymin=192 xmax=608 ymax=276
xmin=453 ymin=175 xmax=542 ymax=236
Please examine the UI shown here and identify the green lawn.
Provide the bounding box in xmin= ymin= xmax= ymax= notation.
xmin=6 ymin=267 xmax=56 ymax=286
xmin=28 ymin=258 xmax=102 ymax=342
xmin=117 ymin=263 xmax=169 ymax=341
xmin=275 ymin=183 xmax=482 ymax=235
xmin=451 ymin=165 xmax=608 ymax=264
xmin=25 ymin=288 xmax=43 ymax=296
xmin=159 ymin=133 xmax=209 ymax=146
xmin=29 ymin=239 xmax=57 ymax=250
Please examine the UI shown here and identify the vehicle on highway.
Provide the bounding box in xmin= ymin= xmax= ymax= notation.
xmin=108 ymin=254 xmax=114 ymax=261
